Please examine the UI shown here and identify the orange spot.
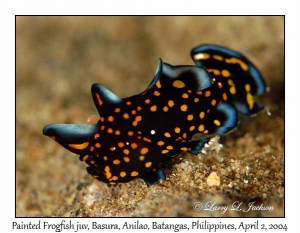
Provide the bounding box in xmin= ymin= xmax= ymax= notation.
xmin=150 ymin=105 xmax=157 ymax=112
xmin=94 ymin=133 xmax=100 ymax=139
xmin=140 ymin=147 xmax=149 ymax=155
xmin=95 ymin=93 xmax=103 ymax=106
xmin=172 ymin=80 xmax=185 ymax=88
xmin=182 ymin=93 xmax=189 ymax=99
xmin=123 ymin=149 xmax=130 ymax=155
xmin=113 ymin=159 xmax=121 ymax=165
xmin=123 ymin=113 xmax=129 ymax=119
xmin=187 ymin=114 xmax=193 ymax=121
xmin=128 ymin=131 xmax=134 ymax=136
xmin=225 ymin=57 xmax=248 ymax=71
xmin=194 ymin=97 xmax=199 ymax=103
xmin=203 ymin=130 xmax=209 ymax=134
xmin=135 ymin=115 xmax=142 ymax=122
xmin=126 ymin=101 xmax=132 ymax=106
xmin=223 ymin=93 xmax=228 ymax=101
xmin=246 ymin=92 xmax=254 ymax=110
xmin=205 ymin=90 xmax=211 ymax=97
xmin=174 ymin=127 xmax=181 ymax=134
xmin=214 ymin=120 xmax=221 ymax=126
xmin=68 ymin=142 xmax=89 ymax=150
xmin=198 ymin=124 xmax=205 ymax=132
xmin=181 ymin=147 xmax=188 ymax=151
xmin=90 ymin=146 xmax=94 ymax=152
xmin=124 ymin=157 xmax=130 ymax=162
xmin=164 ymin=132 xmax=171 ymax=138
xmin=95 ymin=143 xmax=101 ymax=148
xmin=108 ymin=116 xmax=114 ymax=122
xmin=107 ymin=128 xmax=113 ymax=134
xmin=213 ymin=55 xmax=223 ymax=61
xmin=131 ymin=171 xmax=139 ymax=177
xmin=189 ymin=125 xmax=195 ymax=131
xmin=115 ymin=130 xmax=121 ymax=135
xmin=207 ymin=69 xmax=221 ymax=76
xmin=145 ymin=162 xmax=152 ymax=168
xmin=82 ymin=155 xmax=89 ymax=161
xmin=221 ymin=69 xmax=231 ymax=77
xmin=156 ymin=80 xmax=162 ymax=88
xmin=162 ymin=150 xmax=169 ymax=154
xmin=104 ymin=166 xmax=112 ymax=179
xmin=131 ymin=143 xmax=138 ymax=149
xmin=118 ymin=142 xmax=125 ymax=148
xmin=139 ymin=155 xmax=145 ymax=161
xmin=154 ymin=90 xmax=160 ymax=96
xmin=103 ymin=156 xmax=108 ymax=161
xmin=137 ymin=106 xmax=142 ymax=111
xmin=110 ymin=176 xmax=118 ymax=181
xmin=211 ymin=99 xmax=217 ymax=106
xmin=143 ymin=137 xmax=151 ymax=143
xmin=145 ymin=99 xmax=151 ymax=104
xmin=120 ymin=171 xmax=126 ymax=177
xmin=245 ymin=84 xmax=251 ymax=92
xmin=166 ymin=145 xmax=173 ymax=150
xmin=157 ymin=141 xmax=165 ymax=146
xmin=228 ymin=79 xmax=236 ymax=94
xmin=163 ymin=106 xmax=168 ymax=112
xmin=115 ymin=108 xmax=121 ymax=113
xmin=168 ymin=100 xmax=175 ymax=107
xmin=131 ymin=110 xmax=137 ymax=115
xmin=180 ymin=104 xmax=188 ymax=112
xmin=199 ymin=111 xmax=205 ymax=119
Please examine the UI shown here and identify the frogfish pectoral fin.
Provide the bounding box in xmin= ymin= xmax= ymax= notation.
xmin=43 ymin=124 xmax=98 ymax=154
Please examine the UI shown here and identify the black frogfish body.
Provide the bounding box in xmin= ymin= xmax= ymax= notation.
xmin=43 ymin=44 xmax=266 ymax=186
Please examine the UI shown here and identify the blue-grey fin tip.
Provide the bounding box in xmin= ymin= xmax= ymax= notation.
xmin=141 ymin=169 xmax=166 ymax=186
xmin=43 ymin=124 xmax=98 ymax=154
xmin=234 ymin=101 xmax=265 ymax=115
xmin=91 ymin=83 xmax=122 ymax=114
xmin=146 ymin=58 xmax=164 ymax=90
xmin=211 ymin=103 xmax=239 ymax=135
xmin=189 ymin=138 xmax=210 ymax=155
xmin=155 ymin=58 xmax=163 ymax=78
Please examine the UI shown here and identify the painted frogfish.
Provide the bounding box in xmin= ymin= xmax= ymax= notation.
xmin=43 ymin=44 xmax=266 ymax=186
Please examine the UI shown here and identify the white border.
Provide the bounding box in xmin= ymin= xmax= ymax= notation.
xmin=3 ymin=0 xmax=299 ymax=232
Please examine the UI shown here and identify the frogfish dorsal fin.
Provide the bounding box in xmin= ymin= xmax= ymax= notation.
xmin=91 ymin=84 xmax=122 ymax=115
xmin=160 ymin=62 xmax=212 ymax=91
xmin=145 ymin=58 xmax=163 ymax=91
